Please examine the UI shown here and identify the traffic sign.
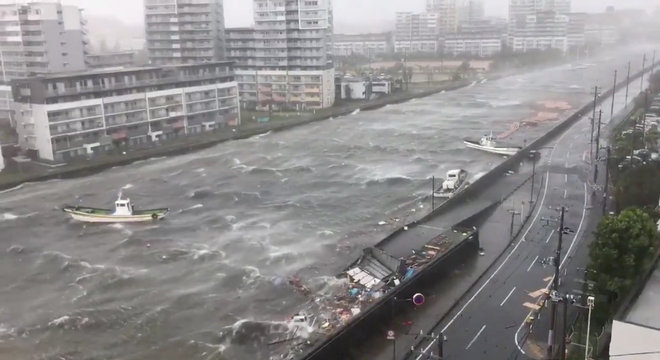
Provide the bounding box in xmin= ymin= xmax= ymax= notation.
xmin=412 ymin=293 xmax=425 ymax=306
xmin=386 ymin=330 xmax=396 ymax=340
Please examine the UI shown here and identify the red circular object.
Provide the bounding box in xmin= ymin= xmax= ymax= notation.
xmin=412 ymin=293 xmax=425 ymax=306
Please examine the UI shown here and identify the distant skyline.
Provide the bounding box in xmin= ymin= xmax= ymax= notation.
xmin=54 ymin=0 xmax=659 ymax=30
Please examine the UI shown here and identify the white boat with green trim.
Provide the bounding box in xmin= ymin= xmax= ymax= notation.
xmin=63 ymin=192 xmax=169 ymax=223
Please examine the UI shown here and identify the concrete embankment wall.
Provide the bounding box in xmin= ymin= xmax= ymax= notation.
xmin=300 ymin=228 xmax=480 ymax=360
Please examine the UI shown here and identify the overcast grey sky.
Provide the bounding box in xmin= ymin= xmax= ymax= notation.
xmin=58 ymin=0 xmax=658 ymax=28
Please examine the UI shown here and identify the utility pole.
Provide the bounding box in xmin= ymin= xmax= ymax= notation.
xmin=547 ymin=206 xmax=565 ymax=358
xmin=603 ymin=147 xmax=610 ymax=216
xmin=590 ymin=86 xmax=598 ymax=164
xmin=593 ymin=110 xmax=602 ymax=185
xmin=432 ymin=176 xmax=435 ymax=212
xmin=625 ymin=61 xmax=631 ymax=107
xmin=630 ymin=115 xmax=636 ymax=166
xmin=560 ymin=295 xmax=568 ymax=360
xmin=610 ymin=70 xmax=617 ymax=120
xmin=641 ymin=53 xmax=647 ymax=93
xmin=643 ymin=91 xmax=648 ymax=145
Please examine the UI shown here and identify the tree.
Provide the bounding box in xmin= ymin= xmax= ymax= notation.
xmin=587 ymin=208 xmax=658 ymax=307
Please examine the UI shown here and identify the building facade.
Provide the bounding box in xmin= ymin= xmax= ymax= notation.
xmin=508 ymin=0 xmax=570 ymax=22
xmin=566 ymin=12 xmax=586 ymax=51
xmin=507 ymin=11 xmax=569 ymax=53
xmin=226 ymin=0 xmax=335 ymax=111
xmin=0 ymin=84 xmax=13 ymax=126
xmin=0 ymin=2 xmax=88 ymax=80
xmin=12 ymin=62 xmax=239 ymax=162
xmin=394 ymin=12 xmax=440 ymax=53
xmin=144 ymin=0 xmax=226 ymax=65
xmin=426 ymin=0 xmax=459 ymax=33
xmin=332 ymin=33 xmax=391 ymax=57
xmin=457 ymin=0 xmax=485 ymax=25
xmin=86 ymin=51 xmax=137 ymax=69
xmin=444 ymin=33 xmax=502 ymax=57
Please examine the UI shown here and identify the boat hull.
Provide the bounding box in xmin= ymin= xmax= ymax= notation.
xmin=63 ymin=206 xmax=168 ymax=223
xmin=463 ymin=139 xmax=520 ymax=156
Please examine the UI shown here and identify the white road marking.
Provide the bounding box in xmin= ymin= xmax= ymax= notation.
xmin=419 ymin=224 xmax=445 ymax=231
xmin=515 ymin=182 xmax=589 ymax=354
xmin=466 ymin=325 xmax=487 ymax=349
xmin=565 ymin=174 xmax=568 ymax=183
xmin=501 ymin=287 xmax=517 ymax=307
xmin=417 ymin=128 xmax=573 ymax=359
xmin=563 ymin=189 xmax=567 ymax=199
xmin=526 ymin=256 xmax=539 ymax=272
xmin=545 ymin=229 xmax=555 ymax=244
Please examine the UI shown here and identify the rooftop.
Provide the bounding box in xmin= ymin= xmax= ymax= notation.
xmin=18 ymin=61 xmax=234 ymax=81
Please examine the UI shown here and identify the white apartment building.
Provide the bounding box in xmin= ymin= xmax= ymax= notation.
xmin=444 ymin=34 xmax=502 ymax=57
xmin=394 ymin=12 xmax=440 ymax=53
xmin=457 ymin=0 xmax=485 ymax=25
xmin=0 ymin=84 xmax=13 ymax=126
xmin=509 ymin=0 xmax=570 ymax=22
xmin=226 ymin=0 xmax=335 ymax=111
xmin=567 ymin=12 xmax=586 ymax=50
xmin=144 ymin=0 xmax=226 ymax=65
xmin=0 ymin=2 xmax=88 ymax=80
xmin=333 ymin=33 xmax=392 ymax=57
xmin=507 ymin=11 xmax=569 ymax=53
xmin=0 ymin=140 xmax=4 ymax=171
xmin=426 ymin=0 xmax=459 ymax=33
xmin=12 ymin=62 xmax=239 ymax=162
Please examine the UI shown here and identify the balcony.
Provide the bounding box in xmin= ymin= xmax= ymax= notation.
xmin=45 ymin=72 xmax=234 ymax=98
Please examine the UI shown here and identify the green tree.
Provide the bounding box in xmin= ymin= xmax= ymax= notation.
xmin=587 ymin=208 xmax=658 ymax=316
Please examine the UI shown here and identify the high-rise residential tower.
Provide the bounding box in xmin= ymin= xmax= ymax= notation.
xmin=0 ymin=2 xmax=88 ymax=81
xmin=227 ymin=0 xmax=335 ymax=111
xmin=426 ymin=0 xmax=459 ymax=33
xmin=144 ymin=0 xmax=226 ymax=65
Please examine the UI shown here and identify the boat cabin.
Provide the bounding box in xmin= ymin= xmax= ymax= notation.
xmin=113 ymin=196 xmax=134 ymax=216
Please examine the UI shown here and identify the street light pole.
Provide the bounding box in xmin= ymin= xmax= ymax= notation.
xmin=641 ymin=54 xmax=647 ymax=93
xmin=603 ymin=147 xmax=610 ymax=216
xmin=530 ymin=155 xmax=536 ymax=204
xmin=585 ymin=296 xmax=595 ymax=360
xmin=593 ymin=110 xmax=602 ymax=185
xmin=590 ymin=86 xmax=598 ymax=164
xmin=610 ymin=70 xmax=617 ymax=120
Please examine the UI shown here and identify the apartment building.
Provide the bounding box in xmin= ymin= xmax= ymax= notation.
xmin=11 ymin=62 xmax=239 ymax=162
xmin=0 ymin=84 xmax=13 ymax=126
xmin=507 ymin=11 xmax=569 ymax=53
xmin=426 ymin=0 xmax=459 ymax=33
xmin=226 ymin=0 xmax=335 ymax=111
xmin=444 ymin=33 xmax=502 ymax=57
xmin=394 ymin=12 xmax=440 ymax=54
xmin=509 ymin=0 xmax=570 ymax=22
xmin=86 ymin=51 xmax=136 ymax=69
xmin=457 ymin=0 xmax=485 ymax=25
xmin=333 ymin=33 xmax=392 ymax=57
xmin=567 ymin=12 xmax=586 ymax=51
xmin=0 ymin=2 xmax=88 ymax=80
xmin=144 ymin=0 xmax=226 ymax=65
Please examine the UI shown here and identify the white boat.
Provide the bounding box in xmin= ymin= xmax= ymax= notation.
xmin=463 ymin=133 xmax=522 ymax=156
xmin=63 ymin=192 xmax=169 ymax=223
xmin=434 ymin=169 xmax=469 ymax=198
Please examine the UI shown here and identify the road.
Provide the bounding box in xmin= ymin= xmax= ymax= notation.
xmin=407 ymin=65 xmax=644 ymax=360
